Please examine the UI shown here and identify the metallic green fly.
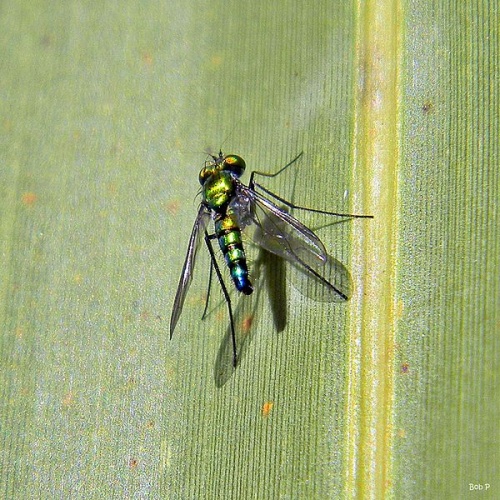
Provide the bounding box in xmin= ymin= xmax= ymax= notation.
xmin=170 ymin=152 xmax=372 ymax=367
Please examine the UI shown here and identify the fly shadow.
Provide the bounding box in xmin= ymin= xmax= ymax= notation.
xmin=212 ymin=212 xmax=355 ymax=387
xmin=213 ymin=245 xmax=287 ymax=387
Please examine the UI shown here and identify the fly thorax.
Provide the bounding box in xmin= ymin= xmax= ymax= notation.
xmin=202 ymin=171 xmax=236 ymax=211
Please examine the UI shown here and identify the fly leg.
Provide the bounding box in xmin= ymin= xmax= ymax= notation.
xmin=250 ymin=152 xmax=373 ymax=219
xmin=204 ymin=231 xmax=239 ymax=367
xmin=201 ymin=258 xmax=214 ymax=321
xmin=249 ymin=152 xmax=303 ymax=189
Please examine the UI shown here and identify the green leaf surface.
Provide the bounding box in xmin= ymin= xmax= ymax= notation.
xmin=0 ymin=1 xmax=498 ymax=498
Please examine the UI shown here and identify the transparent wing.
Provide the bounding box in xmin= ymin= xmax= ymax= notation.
xmin=233 ymin=184 xmax=352 ymax=301
xmin=170 ymin=205 xmax=211 ymax=337
xmin=234 ymin=184 xmax=327 ymax=265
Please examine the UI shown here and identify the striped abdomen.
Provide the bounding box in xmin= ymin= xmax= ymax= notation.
xmin=215 ymin=212 xmax=253 ymax=295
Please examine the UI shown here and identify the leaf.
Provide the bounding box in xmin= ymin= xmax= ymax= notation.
xmin=0 ymin=1 xmax=498 ymax=498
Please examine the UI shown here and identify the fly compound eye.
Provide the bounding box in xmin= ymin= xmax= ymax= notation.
xmin=199 ymin=166 xmax=217 ymax=185
xmin=198 ymin=167 xmax=209 ymax=185
xmin=223 ymin=155 xmax=246 ymax=177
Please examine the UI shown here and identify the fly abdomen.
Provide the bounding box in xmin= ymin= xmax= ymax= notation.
xmin=215 ymin=213 xmax=253 ymax=295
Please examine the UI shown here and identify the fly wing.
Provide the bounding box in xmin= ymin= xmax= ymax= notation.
xmin=235 ymin=185 xmax=327 ymax=265
xmin=170 ymin=205 xmax=211 ymax=337
xmin=234 ymin=184 xmax=352 ymax=301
